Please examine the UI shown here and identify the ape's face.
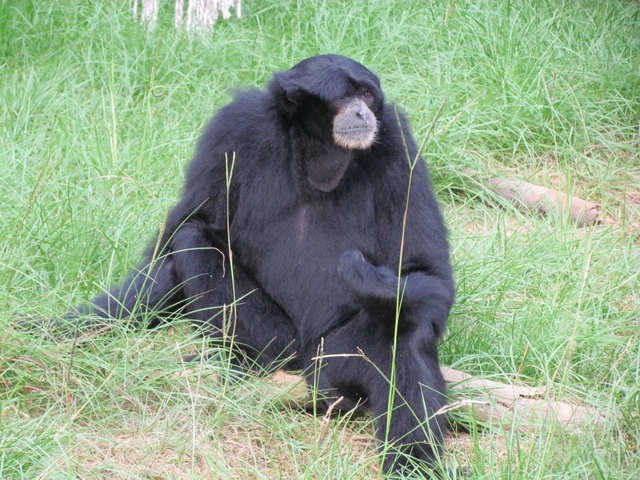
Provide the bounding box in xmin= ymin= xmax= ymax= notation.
xmin=331 ymin=90 xmax=378 ymax=150
xmin=274 ymin=54 xmax=384 ymax=151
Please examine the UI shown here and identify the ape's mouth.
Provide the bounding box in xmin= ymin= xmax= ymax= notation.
xmin=333 ymin=124 xmax=378 ymax=150
xmin=335 ymin=124 xmax=376 ymax=133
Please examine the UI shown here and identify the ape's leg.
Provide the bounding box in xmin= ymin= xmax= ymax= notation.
xmin=58 ymin=220 xmax=298 ymax=371
xmin=370 ymin=341 xmax=447 ymax=474
xmin=315 ymin=316 xmax=447 ymax=475
xmin=330 ymin=251 xmax=451 ymax=473
xmin=170 ymin=220 xmax=299 ymax=370
xmin=56 ymin=252 xmax=184 ymax=334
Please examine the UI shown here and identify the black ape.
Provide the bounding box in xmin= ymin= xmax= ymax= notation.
xmin=69 ymin=55 xmax=454 ymax=474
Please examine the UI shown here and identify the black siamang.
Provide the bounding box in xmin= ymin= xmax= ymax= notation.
xmin=63 ymin=55 xmax=454 ymax=475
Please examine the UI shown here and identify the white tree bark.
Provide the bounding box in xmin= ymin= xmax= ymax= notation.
xmin=134 ymin=0 xmax=242 ymax=31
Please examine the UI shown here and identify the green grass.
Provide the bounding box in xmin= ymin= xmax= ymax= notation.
xmin=1 ymin=0 xmax=639 ymax=478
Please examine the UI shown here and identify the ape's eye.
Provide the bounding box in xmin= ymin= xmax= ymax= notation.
xmin=362 ymin=91 xmax=373 ymax=99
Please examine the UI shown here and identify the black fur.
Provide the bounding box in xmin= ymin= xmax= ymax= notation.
xmin=68 ymin=55 xmax=454 ymax=474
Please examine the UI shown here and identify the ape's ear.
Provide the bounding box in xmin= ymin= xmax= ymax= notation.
xmin=272 ymin=71 xmax=306 ymax=105
xmin=284 ymin=86 xmax=303 ymax=104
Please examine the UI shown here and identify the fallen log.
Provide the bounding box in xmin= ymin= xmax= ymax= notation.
xmin=440 ymin=367 xmax=606 ymax=431
xmin=469 ymin=172 xmax=601 ymax=227
xmin=486 ymin=177 xmax=600 ymax=227
xmin=261 ymin=367 xmax=606 ymax=432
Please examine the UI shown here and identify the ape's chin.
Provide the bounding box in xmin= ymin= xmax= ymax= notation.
xmin=332 ymin=126 xmax=377 ymax=150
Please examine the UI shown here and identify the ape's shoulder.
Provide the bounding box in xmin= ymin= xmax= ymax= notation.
xmin=192 ymin=90 xmax=284 ymax=156
xmin=376 ymin=103 xmax=413 ymax=148
xmin=184 ymin=89 xmax=288 ymax=191
xmin=203 ymin=88 xmax=281 ymax=143
xmin=367 ymin=104 xmax=424 ymax=172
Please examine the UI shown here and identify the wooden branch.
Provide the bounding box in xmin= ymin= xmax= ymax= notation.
xmin=262 ymin=368 xmax=607 ymax=432
xmin=440 ymin=367 xmax=606 ymax=431
xmin=471 ymin=172 xmax=601 ymax=227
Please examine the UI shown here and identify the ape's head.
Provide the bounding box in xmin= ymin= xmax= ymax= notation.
xmin=271 ymin=54 xmax=384 ymax=151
